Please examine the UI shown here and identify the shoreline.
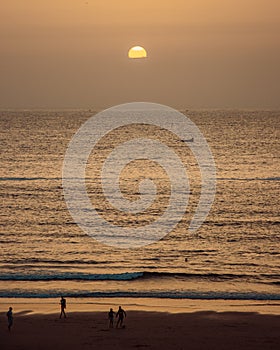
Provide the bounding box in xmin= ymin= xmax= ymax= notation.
xmin=1 ymin=297 xmax=279 ymax=315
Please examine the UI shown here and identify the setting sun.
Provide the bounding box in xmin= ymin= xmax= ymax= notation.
xmin=128 ymin=46 xmax=147 ymax=59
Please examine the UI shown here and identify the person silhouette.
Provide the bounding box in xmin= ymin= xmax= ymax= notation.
xmin=59 ymin=296 xmax=67 ymax=318
xmin=108 ymin=308 xmax=115 ymax=328
xmin=116 ymin=306 xmax=126 ymax=328
xmin=7 ymin=307 xmax=13 ymax=331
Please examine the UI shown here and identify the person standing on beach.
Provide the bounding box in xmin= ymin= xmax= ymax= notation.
xmin=108 ymin=308 xmax=115 ymax=328
xmin=6 ymin=306 xmax=13 ymax=331
xmin=59 ymin=296 xmax=67 ymax=318
xmin=116 ymin=306 xmax=126 ymax=328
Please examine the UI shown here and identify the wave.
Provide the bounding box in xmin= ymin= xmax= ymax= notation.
xmin=0 ymin=177 xmax=60 ymax=181
xmin=1 ymin=176 xmax=279 ymax=183
xmin=0 ymin=271 xmax=278 ymax=282
xmin=2 ymin=258 xmax=111 ymax=265
xmin=0 ymin=176 xmax=101 ymax=182
xmin=0 ymin=272 xmax=143 ymax=281
xmin=0 ymin=289 xmax=279 ymax=301
xmin=217 ymin=177 xmax=280 ymax=181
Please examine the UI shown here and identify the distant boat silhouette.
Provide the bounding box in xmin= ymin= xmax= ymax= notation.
xmin=181 ymin=137 xmax=194 ymax=143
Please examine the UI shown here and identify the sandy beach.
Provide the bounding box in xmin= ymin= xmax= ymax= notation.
xmin=1 ymin=299 xmax=279 ymax=350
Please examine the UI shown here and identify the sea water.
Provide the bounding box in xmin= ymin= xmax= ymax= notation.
xmin=0 ymin=110 xmax=279 ymax=300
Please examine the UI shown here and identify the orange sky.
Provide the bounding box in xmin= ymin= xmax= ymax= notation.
xmin=1 ymin=0 xmax=279 ymax=109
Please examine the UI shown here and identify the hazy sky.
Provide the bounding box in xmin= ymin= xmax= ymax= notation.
xmin=1 ymin=0 xmax=280 ymax=109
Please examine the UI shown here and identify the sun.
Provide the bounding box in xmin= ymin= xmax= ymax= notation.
xmin=128 ymin=46 xmax=147 ymax=59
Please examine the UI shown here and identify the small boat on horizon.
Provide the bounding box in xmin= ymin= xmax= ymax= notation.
xmin=181 ymin=137 xmax=194 ymax=143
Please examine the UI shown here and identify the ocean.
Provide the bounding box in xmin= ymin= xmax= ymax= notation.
xmin=0 ymin=109 xmax=279 ymax=301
